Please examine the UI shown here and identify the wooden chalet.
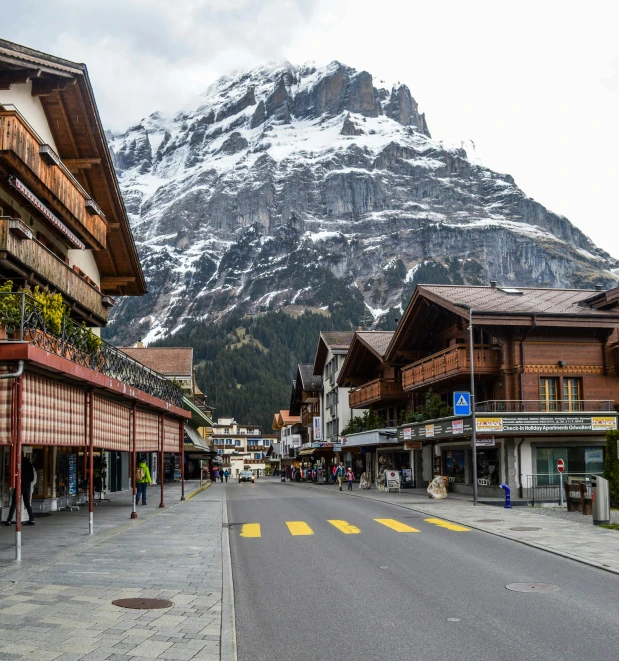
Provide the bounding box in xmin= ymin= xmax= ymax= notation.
xmin=0 ymin=39 xmax=189 ymax=559
xmin=386 ymin=283 xmax=619 ymax=496
xmin=337 ymin=331 xmax=407 ymax=426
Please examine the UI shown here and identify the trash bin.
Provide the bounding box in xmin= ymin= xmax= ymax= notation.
xmin=591 ymin=475 xmax=610 ymax=526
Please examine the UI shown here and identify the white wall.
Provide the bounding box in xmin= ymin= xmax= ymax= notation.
xmin=67 ymin=249 xmax=101 ymax=287
xmin=0 ymin=81 xmax=58 ymax=150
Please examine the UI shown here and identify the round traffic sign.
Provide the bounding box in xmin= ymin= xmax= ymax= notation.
xmin=557 ymin=459 xmax=565 ymax=473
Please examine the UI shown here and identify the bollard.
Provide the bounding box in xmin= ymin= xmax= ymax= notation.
xmin=500 ymin=483 xmax=512 ymax=509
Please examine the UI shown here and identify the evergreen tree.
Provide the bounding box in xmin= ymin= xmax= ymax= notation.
xmin=604 ymin=431 xmax=619 ymax=507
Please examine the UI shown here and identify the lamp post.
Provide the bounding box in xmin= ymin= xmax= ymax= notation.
xmin=457 ymin=304 xmax=478 ymax=505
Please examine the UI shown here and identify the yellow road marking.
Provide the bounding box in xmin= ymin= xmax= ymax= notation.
xmin=374 ymin=518 xmax=420 ymax=533
xmin=328 ymin=520 xmax=361 ymax=534
xmin=424 ymin=518 xmax=470 ymax=532
xmin=239 ymin=523 xmax=261 ymax=538
xmin=286 ymin=521 xmax=314 ymax=536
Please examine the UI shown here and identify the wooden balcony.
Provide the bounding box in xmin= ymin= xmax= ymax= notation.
xmin=401 ymin=344 xmax=502 ymax=391
xmin=0 ymin=217 xmax=109 ymax=322
xmin=349 ymin=378 xmax=407 ymax=409
xmin=301 ymin=409 xmax=317 ymax=428
xmin=0 ymin=110 xmax=107 ymax=249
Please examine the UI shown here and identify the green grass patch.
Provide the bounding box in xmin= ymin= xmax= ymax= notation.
xmin=600 ymin=523 xmax=619 ymax=530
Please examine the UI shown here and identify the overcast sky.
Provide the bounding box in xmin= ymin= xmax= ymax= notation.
xmin=3 ymin=0 xmax=618 ymax=256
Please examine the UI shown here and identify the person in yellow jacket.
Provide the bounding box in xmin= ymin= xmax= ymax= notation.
xmin=135 ymin=458 xmax=152 ymax=506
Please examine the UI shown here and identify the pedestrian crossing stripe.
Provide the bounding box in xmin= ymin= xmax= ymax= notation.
xmin=286 ymin=521 xmax=314 ymax=536
xmin=424 ymin=518 xmax=470 ymax=532
xmin=239 ymin=523 xmax=261 ymax=538
xmin=328 ymin=520 xmax=361 ymax=534
xmin=374 ymin=518 xmax=420 ymax=533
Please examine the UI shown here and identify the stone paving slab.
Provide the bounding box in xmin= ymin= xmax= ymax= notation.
xmin=0 ymin=482 xmax=224 ymax=660
xmin=283 ymin=478 xmax=619 ymax=574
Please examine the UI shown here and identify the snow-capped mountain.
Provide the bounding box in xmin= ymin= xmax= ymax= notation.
xmin=105 ymin=61 xmax=618 ymax=344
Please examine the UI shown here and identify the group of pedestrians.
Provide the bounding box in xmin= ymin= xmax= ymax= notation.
xmin=333 ymin=462 xmax=355 ymax=491
xmin=212 ymin=469 xmax=229 ymax=483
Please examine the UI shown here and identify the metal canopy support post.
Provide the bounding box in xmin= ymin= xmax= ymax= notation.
xmin=180 ymin=422 xmax=185 ymax=501
xmin=14 ymin=375 xmax=23 ymax=561
xmin=88 ymin=387 xmax=94 ymax=534
xmin=159 ymin=415 xmax=165 ymax=508
xmin=131 ymin=402 xmax=137 ymax=519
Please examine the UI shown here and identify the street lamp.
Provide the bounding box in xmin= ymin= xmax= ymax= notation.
xmin=456 ymin=303 xmax=478 ymax=505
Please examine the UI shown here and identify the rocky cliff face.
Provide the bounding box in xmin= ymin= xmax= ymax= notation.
xmin=105 ymin=61 xmax=618 ymax=344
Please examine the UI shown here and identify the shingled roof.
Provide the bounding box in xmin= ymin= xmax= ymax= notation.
xmin=120 ymin=347 xmax=193 ymax=378
xmin=418 ymin=285 xmax=619 ymax=317
xmin=298 ymin=364 xmax=323 ymax=392
xmin=356 ymin=332 xmax=394 ymax=359
xmin=313 ymin=331 xmax=355 ymax=374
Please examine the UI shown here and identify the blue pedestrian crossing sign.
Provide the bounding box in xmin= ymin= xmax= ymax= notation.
xmin=453 ymin=391 xmax=471 ymax=416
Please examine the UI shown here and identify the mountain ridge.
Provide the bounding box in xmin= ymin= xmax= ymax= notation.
xmin=102 ymin=60 xmax=618 ymax=346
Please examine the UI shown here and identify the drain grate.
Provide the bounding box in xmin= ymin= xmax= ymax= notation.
xmin=476 ymin=519 xmax=503 ymax=523
xmin=506 ymin=583 xmax=560 ymax=593
xmin=509 ymin=526 xmax=541 ymax=531
xmin=112 ymin=598 xmax=173 ymax=610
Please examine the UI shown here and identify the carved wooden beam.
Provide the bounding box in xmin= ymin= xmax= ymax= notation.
xmin=63 ymin=158 xmax=101 ymax=172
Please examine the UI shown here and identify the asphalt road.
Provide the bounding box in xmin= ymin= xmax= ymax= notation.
xmin=227 ymin=479 xmax=619 ymax=661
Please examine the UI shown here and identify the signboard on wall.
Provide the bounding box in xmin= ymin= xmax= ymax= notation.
xmin=476 ymin=436 xmax=495 ymax=447
xmin=404 ymin=441 xmax=423 ymax=451
xmin=398 ymin=414 xmax=617 ymax=441
xmin=313 ymin=416 xmax=322 ymax=441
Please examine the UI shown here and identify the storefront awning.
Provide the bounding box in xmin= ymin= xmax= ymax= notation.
xmin=298 ymin=448 xmax=316 ymax=456
xmin=184 ymin=425 xmax=210 ymax=453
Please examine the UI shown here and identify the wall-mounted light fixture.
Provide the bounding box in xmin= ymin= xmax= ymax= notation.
xmin=558 ymin=360 xmax=567 ymax=367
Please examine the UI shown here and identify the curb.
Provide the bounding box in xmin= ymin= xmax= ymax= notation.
xmin=281 ymin=479 xmax=619 ymax=577
xmin=220 ymin=487 xmax=237 ymax=661
xmin=184 ymin=481 xmax=212 ymax=501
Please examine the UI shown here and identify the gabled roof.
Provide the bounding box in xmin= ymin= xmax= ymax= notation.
xmin=298 ymin=364 xmax=323 ymax=392
xmin=272 ymin=409 xmax=300 ymax=430
xmin=120 ymin=347 xmax=193 ymax=378
xmin=386 ymin=284 xmax=619 ymax=360
xmin=313 ymin=330 xmax=355 ymax=375
xmin=337 ymin=331 xmax=394 ymax=386
xmin=0 ymin=38 xmax=145 ymax=296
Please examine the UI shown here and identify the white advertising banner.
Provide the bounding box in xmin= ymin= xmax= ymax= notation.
xmin=313 ymin=416 xmax=322 ymax=441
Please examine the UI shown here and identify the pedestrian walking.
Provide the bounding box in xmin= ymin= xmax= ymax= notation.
xmin=135 ymin=457 xmax=151 ymax=506
xmin=224 ymin=469 xmax=229 ymax=483
xmin=213 ymin=468 xmax=219 ymax=483
xmin=346 ymin=466 xmax=354 ymax=491
xmin=3 ymin=454 xmax=36 ymax=525
xmin=313 ymin=463 xmax=318 ymax=484
xmin=335 ymin=461 xmax=346 ymax=491
xmin=331 ymin=465 xmax=337 ymax=484
xmin=220 ymin=470 xmax=224 ymax=483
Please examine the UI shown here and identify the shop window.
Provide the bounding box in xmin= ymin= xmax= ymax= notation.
xmin=563 ymin=378 xmax=582 ymax=411
xmin=444 ymin=450 xmax=465 ymax=483
xmin=536 ymin=446 xmax=604 ymax=483
xmin=477 ymin=448 xmax=500 ymax=485
xmin=539 ymin=377 xmax=559 ymax=411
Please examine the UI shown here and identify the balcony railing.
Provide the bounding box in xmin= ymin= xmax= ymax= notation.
xmin=0 ymin=109 xmax=107 ymax=249
xmin=349 ymin=377 xmax=407 ymax=409
xmin=402 ymin=344 xmax=502 ymax=390
xmin=0 ymin=292 xmax=183 ymax=407
xmin=0 ymin=217 xmax=108 ymax=322
xmin=476 ymin=400 xmax=615 ymax=413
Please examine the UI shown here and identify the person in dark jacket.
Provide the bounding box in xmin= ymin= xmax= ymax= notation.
xmin=3 ymin=455 xmax=35 ymax=525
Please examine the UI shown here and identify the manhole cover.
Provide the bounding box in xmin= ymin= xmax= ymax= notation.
xmin=476 ymin=519 xmax=503 ymax=523
xmin=509 ymin=526 xmax=541 ymax=531
xmin=112 ymin=598 xmax=173 ymax=610
xmin=506 ymin=583 xmax=560 ymax=593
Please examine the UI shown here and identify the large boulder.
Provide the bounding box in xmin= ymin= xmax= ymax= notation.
xmin=427 ymin=475 xmax=447 ymax=499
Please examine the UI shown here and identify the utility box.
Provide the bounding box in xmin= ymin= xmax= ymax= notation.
xmin=591 ymin=475 xmax=610 ymax=526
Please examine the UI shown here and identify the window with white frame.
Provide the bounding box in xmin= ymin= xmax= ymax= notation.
xmin=225 ymin=439 xmax=234 ymax=446
xmin=254 ymin=453 xmax=261 ymax=460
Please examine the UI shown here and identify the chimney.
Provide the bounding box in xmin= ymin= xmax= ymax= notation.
xmin=490 ymin=281 xmax=497 ymax=288
xmin=595 ymin=284 xmax=603 ymax=291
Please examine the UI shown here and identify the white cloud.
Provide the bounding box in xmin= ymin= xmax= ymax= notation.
xmin=2 ymin=0 xmax=618 ymax=255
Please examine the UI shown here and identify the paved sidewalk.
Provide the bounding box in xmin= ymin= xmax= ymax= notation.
xmin=0 ymin=481 xmax=225 ymax=660
xmin=280 ymin=478 xmax=619 ymax=575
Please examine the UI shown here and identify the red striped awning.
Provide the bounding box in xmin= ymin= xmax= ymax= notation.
xmin=0 ymin=376 xmax=12 ymax=445
xmin=23 ymin=372 xmax=86 ymax=446
xmin=136 ymin=409 xmax=159 ymax=452
xmin=163 ymin=417 xmax=180 ymax=452
xmin=93 ymin=396 xmax=130 ymax=451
